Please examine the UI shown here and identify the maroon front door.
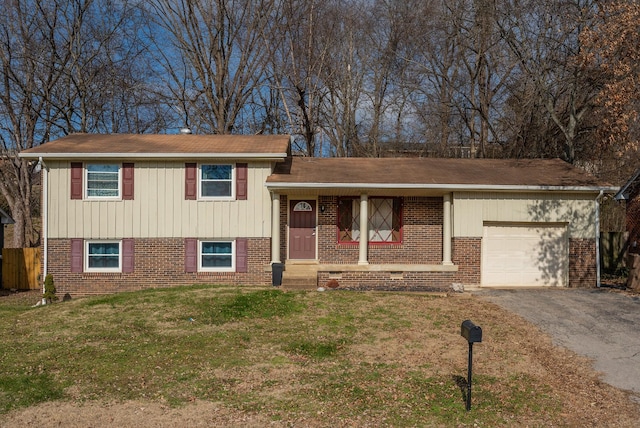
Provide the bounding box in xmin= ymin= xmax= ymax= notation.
xmin=289 ymin=200 xmax=316 ymax=259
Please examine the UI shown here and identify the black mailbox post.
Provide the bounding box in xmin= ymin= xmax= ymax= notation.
xmin=460 ymin=320 xmax=482 ymax=411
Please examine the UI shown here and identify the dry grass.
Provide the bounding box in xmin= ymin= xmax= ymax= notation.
xmin=0 ymin=286 xmax=638 ymax=427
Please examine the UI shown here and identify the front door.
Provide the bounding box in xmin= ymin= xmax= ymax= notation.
xmin=289 ymin=200 xmax=316 ymax=259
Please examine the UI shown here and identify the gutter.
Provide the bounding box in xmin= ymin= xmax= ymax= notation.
xmin=19 ymin=152 xmax=289 ymax=161
xmin=38 ymin=157 xmax=48 ymax=300
xmin=265 ymin=182 xmax=619 ymax=193
xmin=596 ymin=190 xmax=604 ymax=288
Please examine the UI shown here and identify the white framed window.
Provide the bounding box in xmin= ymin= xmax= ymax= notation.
xmin=86 ymin=164 xmax=120 ymax=199
xmin=199 ymin=164 xmax=234 ymax=199
xmin=199 ymin=240 xmax=235 ymax=272
xmin=86 ymin=240 xmax=122 ymax=272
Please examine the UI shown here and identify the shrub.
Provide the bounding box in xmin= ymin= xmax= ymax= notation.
xmin=42 ymin=274 xmax=58 ymax=303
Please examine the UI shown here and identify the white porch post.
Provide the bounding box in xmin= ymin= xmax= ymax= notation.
xmin=358 ymin=194 xmax=369 ymax=265
xmin=443 ymin=193 xmax=453 ymax=265
xmin=271 ymin=193 xmax=281 ymax=264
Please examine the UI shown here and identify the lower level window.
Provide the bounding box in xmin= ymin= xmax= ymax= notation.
xmin=86 ymin=241 xmax=121 ymax=271
xmin=200 ymin=240 xmax=234 ymax=271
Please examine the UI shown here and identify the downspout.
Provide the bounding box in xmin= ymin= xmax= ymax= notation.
xmin=39 ymin=157 xmax=48 ymax=298
xmin=595 ymin=190 xmax=604 ymax=288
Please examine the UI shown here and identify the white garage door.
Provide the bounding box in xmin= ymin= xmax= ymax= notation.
xmin=482 ymin=224 xmax=568 ymax=287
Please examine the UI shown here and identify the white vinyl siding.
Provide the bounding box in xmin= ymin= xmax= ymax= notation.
xmin=46 ymin=161 xmax=273 ymax=239
xmin=453 ymin=192 xmax=597 ymax=238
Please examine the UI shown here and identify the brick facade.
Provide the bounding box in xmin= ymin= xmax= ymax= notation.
xmin=315 ymin=236 xmax=482 ymax=291
xmin=44 ymin=195 xmax=598 ymax=295
xmin=569 ymin=238 xmax=597 ymax=288
xmin=317 ymin=196 xmax=443 ymax=264
xmin=451 ymin=237 xmax=482 ymax=285
xmin=626 ymin=186 xmax=640 ymax=254
xmin=315 ymin=196 xmax=458 ymax=291
xmin=46 ymin=237 xmax=271 ymax=296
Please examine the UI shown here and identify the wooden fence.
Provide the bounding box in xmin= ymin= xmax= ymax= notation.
xmin=1 ymin=248 xmax=41 ymax=290
xmin=600 ymin=232 xmax=628 ymax=274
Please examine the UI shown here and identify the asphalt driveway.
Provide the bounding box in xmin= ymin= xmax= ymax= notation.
xmin=476 ymin=288 xmax=640 ymax=400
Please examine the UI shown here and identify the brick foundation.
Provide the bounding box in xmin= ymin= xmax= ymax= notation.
xmin=317 ymin=271 xmax=456 ymax=291
xmin=46 ymin=238 xmax=271 ymax=296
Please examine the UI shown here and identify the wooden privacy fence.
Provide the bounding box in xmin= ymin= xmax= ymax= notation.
xmin=600 ymin=232 xmax=627 ymax=274
xmin=1 ymin=248 xmax=41 ymax=290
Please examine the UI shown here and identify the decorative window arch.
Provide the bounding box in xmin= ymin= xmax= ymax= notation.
xmin=293 ymin=201 xmax=313 ymax=212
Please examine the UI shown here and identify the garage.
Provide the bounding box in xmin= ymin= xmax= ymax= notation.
xmin=482 ymin=223 xmax=568 ymax=287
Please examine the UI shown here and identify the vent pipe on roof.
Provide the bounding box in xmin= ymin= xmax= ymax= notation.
xmin=179 ymin=127 xmax=192 ymax=134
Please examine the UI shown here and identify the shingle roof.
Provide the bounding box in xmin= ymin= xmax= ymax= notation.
xmin=19 ymin=133 xmax=290 ymax=159
xmin=615 ymin=168 xmax=640 ymax=200
xmin=266 ymin=156 xmax=612 ymax=191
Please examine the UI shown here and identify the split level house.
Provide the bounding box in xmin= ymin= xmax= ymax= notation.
xmin=19 ymin=133 xmax=615 ymax=296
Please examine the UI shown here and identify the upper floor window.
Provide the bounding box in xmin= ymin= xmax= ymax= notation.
xmin=86 ymin=164 xmax=120 ymax=198
xmin=200 ymin=164 xmax=233 ymax=198
xmin=338 ymin=197 xmax=403 ymax=244
xmin=71 ymin=162 xmax=134 ymax=201
xmin=185 ymin=163 xmax=247 ymax=201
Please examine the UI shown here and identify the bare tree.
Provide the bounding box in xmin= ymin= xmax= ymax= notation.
xmin=50 ymin=1 xmax=167 ymax=134
xmin=265 ymin=0 xmax=334 ymax=156
xmin=319 ymin=0 xmax=418 ymax=157
xmin=0 ymin=0 xmax=91 ymax=247
xmin=320 ymin=1 xmax=367 ymax=157
xmin=0 ymin=0 xmax=165 ymax=247
xmin=357 ymin=0 xmax=417 ymax=157
xmin=147 ymin=0 xmax=279 ymax=134
xmin=498 ymin=0 xmax=600 ymax=164
xmin=402 ymin=1 xmax=462 ymax=156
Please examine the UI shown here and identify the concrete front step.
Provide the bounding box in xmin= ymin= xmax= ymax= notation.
xmin=281 ymin=275 xmax=318 ymax=290
xmin=281 ymin=263 xmax=319 ymax=290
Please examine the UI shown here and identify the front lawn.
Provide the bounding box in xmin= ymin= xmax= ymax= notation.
xmin=0 ymin=285 xmax=637 ymax=426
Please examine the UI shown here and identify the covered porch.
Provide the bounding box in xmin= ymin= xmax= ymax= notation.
xmin=267 ymin=191 xmax=459 ymax=290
